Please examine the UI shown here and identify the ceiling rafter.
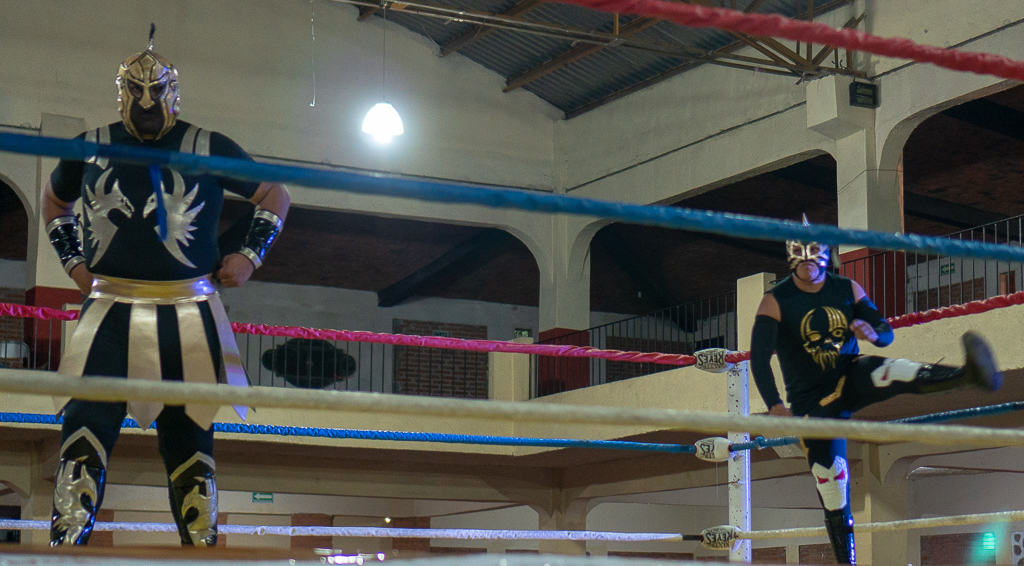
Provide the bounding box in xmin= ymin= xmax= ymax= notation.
xmin=811 ymin=12 xmax=865 ymax=65
xmin=346 ymin=1 xmax=858 ymax=78
xmin=504 ymin=16 xmax=662 ymax=93
xmin=343 ymin=0 xmax=860 ymax=117
xmin=357 ymin=6 xmax=379 ymax=21
xmin=563 ymin=0 xmax=856 ymax=116
xmin=683 ymin=0 xmax=811 ymax=74
xmin=439 ymin=0 xmax=546 ymax=57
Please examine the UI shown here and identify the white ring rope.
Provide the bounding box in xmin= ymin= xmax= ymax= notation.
xmin=743 ymin=509 xmax=1024 ymax=540
xmin=1 ymin=370 xmax=1023 ymax=449
xmin=3 ymin=510 xmax=1023 ymax=545
xmin=0 ymin=519 xmax=682 ymax=541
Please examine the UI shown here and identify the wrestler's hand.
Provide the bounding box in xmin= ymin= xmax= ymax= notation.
xmin=216 ymin=253 xmax=256 ymax=288
xmin=769 ymin=403 xmax=792 ymax=417
xmin=850 ymin=319 xmax=878 ymax=343
xmin=69 ymin=263 xmax=93 ymax=295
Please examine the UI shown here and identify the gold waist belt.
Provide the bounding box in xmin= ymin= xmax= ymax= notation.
xmin=90 ymin=275 xmax=217 ymax=303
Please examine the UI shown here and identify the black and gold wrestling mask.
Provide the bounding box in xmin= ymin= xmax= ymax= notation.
xmin=785 ymin=214 xmax=831 ymax=271
xmin=115 ymin=35 xmax=179 ymax=141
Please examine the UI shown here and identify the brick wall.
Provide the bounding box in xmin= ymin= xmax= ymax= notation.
xmin=0 ymin=288 xmax=25 ymax=368
xmin=799 ymin=542 xmax=837 ymax=564
xmin=752 ymin=546 xmax=787 ymax=563
xmin=609 ymin=551 xmax=695 ymax=560
xmin=392 ymin=320 xmax=488 ymax=398
xmin=291 ymin=512 xmax=332 ymax=550
xmin=429 ymin=546 xmax=485 ymax=554
xmin=90 ymin=509 xmax=115 ymax=546
xmin=218 ymin=512 xmax=229 ymax=547
xmin=390 ymin=516 xmax=430 ymax=553
xmin=921 ymin=532 xmax=996 ymax=565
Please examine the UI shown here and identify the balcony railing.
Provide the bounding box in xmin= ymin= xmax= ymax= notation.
xmin=531 ymin=292 xmax=738 ymax=397
xmin=841 ymin=215 xmax=1024 ymax=319
xmin=1 ymin=318 xmax=488 ymax=399
xmin=4 ymin=215 xmax=1021 ymax=400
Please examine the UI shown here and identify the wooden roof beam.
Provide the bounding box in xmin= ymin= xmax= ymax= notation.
xmin=504 ymin=17 xmax=661 ymax=92
xmin=439 ymin=0 xmax=546 ymax=57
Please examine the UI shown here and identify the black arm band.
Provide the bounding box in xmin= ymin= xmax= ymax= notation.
xmin=46 ymin=216 xmax=85 ymax=275
xmin=239 ymin=209 xmax=283 ymax=269
xmin=750 ymin=314 xmax=782 ymax=408
xmin=852 ymin=297 xmax=894 ymax=347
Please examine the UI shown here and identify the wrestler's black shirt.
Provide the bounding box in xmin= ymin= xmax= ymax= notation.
xmin=50 ymin=121 xmax=259 ymax=281
xmin=770 ymin=273 xmax=859 ymax=412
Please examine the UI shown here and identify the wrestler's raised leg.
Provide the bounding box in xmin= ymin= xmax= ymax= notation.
xmin=848 ymin=331 xmax=1001 ymax=404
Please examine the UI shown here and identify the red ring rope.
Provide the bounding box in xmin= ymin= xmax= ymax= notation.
xmin=565 ymin=0 xmax=1024 ymax=82
xmin=4 ymin=290 xmax=1022 ymax=367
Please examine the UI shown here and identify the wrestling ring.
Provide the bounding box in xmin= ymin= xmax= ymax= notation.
xmin=3 ymin=0 xmax=1024 ymax=564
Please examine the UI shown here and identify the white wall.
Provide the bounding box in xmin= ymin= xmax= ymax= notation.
xmin=0 ymin=260 xmax=26 ymax=290
xmin=0 ymin=0 xmax=558 ymax=191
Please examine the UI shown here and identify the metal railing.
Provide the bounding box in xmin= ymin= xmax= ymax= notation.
xmin=6 ymin=215 xmax=1022 ymax=400
xmin=531 ymin=292 xmax=738 ymax=397
xmin=841 ymin=215 xmax=1024 ymax=319
xmin=1 ymin=320 xmax=488 ymax=399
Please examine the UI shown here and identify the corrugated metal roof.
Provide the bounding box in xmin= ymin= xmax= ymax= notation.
xmin=376 ymin=0 xmax=850 ymax=117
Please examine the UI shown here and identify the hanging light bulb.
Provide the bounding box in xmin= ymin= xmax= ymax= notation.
xmin=363 ymin=2 xmax=403 ymax=144
xmin=362 ymin=101 xmax=403 ymax=144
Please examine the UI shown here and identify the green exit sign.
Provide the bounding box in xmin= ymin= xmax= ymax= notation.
xmin=252 ymin=492 xmax=274 ymax=503
xmin=940 ymin=263 xmax=956 ymax=275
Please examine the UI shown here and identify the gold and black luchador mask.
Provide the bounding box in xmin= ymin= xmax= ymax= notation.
xmin=116 ymin=49 xmax=179 ymax=141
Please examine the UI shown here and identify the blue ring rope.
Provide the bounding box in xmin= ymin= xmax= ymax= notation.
xmin=0 ymin=412 xmax=694 ymax=454
xmin=728 ymin=400 xmax=1024 ymax=452
xmin=3 ymin=132 xmax=1024 ymax=262
xmin=4 ymin=400 xmax=1022 ymax=455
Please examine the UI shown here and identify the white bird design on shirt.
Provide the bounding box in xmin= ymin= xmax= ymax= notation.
xmin=84 ymin=168 xmax=134 ymax=267
xmin=143 ymin=169 xmax=205 ymax=268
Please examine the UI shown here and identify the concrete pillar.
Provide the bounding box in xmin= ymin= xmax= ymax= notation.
xmin=536 ymin=215 xmax=602 ymax=333
xmin=836 ymin=130 xmax=904 ymax=237
xmin=533 ymin=492 xmax=589 ymax=555
xmin=534 ymin=216 xmax=602 ymax=394
xmin=488 ymin=337 xmax=532 ymax=401
xmin=736 ymin=273 xmax=777 ymax=414
xmin=806 ymin=75 xmax=902 ymax=247
xmin=852 ymin=445 xmax=909 ymax=566
xmin=736 ymin=273 xmax=775 ymax=352
xmin=785 ymin=542 xmax=800 ymax=563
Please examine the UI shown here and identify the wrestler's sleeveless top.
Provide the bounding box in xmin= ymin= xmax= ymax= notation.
xmin=50 ymin=120 xmax=258 ymax=281
xmin=770 ymin=273 xmax=859 ymax=410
